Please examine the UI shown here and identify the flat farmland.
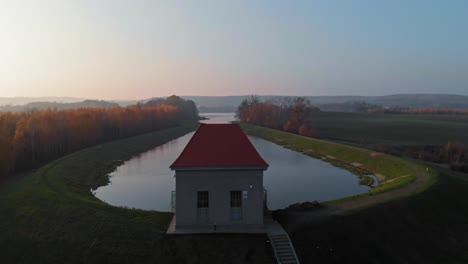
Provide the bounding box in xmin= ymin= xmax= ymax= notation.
xmin=310 ymin=112 xmax=468 ymax=145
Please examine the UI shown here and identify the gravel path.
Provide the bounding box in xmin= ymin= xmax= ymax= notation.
xmin=276 ymin=164 xmax=432 ymax=232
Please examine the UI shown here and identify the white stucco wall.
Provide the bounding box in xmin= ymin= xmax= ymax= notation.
xmin=175 ymin=169 xmax=264 ymax=229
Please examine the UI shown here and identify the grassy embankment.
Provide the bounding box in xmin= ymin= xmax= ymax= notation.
xmin=242 ymin=122 xmax=468 ymax=263
xmin=240 ymin=123 xmax=435 ymax=199
xmin=0 ymin=121 xmax=273 ymax=264
xmin=288 ymin=168 xmax=468 ymax=264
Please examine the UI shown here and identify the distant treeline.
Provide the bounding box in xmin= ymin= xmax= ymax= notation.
xmin=0 ymin=96 xmax=198 ymax=177
xmin=318 ymin=102 xmax=468 ymax=115
xmin=0 ymin=100 xmax=120 ymax=112
xmin=368 ymin=107 xmax=468 ymax=115
xmin=375 ymin=143 xmax=468 ymax=173
xmin=181 ymin=94 xmax=468 ymax=110
xmin=318 ymin=101 xmax=381 ymax=112
xmin=236 ymin=96 xmax=320 ymax=136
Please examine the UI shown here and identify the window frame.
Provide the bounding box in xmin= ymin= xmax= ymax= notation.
xmin=230 ymin=190 xmax=243 ymax=221
xmin=197 ymin=191 xmax=209 ymax=208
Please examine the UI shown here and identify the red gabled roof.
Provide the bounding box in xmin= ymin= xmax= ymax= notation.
xmin=170 ymin=124 xmax=268 ymax=169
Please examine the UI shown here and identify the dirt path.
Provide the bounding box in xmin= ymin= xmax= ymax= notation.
xmin=276 ymin=164 xmax=433 ymax=232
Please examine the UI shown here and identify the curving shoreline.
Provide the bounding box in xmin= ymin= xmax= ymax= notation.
xmin=0 ymin=121 xmax=272 ymax=263
xmin=239 ymin=123 xmax=437 ymax=208
xmin=0 ymin=120 xmax=444 ymax=263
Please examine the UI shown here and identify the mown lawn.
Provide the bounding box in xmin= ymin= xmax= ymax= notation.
xmin=0 ymin=122 xmax=273 ymax=264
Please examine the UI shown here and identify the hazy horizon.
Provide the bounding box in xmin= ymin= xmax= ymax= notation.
xmin=1 ymin=1 xmax=468 ymax=99
xmin=3 ymin=93 xmax=468 ymax=103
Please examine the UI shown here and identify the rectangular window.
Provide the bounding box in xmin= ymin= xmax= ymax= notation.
xmin=197 ymin=191 xmax=209 ymax=208
xmin=230 ymin=191 xmax=242 ymax=221
xmin=230 ymin=191 xmax=242 ymax=207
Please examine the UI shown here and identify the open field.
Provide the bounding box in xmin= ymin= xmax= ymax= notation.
xmin=0 ymin=122 xmax=273 ymax=264
xmin=309 ymin=112 xmax=468 ymax=145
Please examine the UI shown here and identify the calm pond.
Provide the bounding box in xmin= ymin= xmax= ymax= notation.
xmin=94 ymin=113 xmax=371 ymax=210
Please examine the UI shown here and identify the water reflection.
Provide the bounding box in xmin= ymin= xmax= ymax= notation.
xmin=250 ymin=137 xmax=369 ymax=209
xmin=199 ymin=113 xmax=237 ymax=124
xmin=94 ymin=113 xmax=370 ymax=211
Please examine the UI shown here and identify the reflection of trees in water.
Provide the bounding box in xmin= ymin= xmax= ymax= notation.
xmin=98 ymin=113 xmax=369 ymax=211
xmin=199 ymin=113 xmax=236 ymax=124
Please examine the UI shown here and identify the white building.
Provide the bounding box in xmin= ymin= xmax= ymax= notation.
xmin=169 ymin=123 xmax=268 ymax=232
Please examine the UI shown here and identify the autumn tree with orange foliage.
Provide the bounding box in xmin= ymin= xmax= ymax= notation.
xmin=236 ymin=96 xmax=319 ymax=137
xmin=298 ymin=123 xmax=316 ymax=137
xmin=0 ymin=98 xmax=197 ymax=178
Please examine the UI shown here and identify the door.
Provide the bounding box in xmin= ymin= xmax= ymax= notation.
xmin=197 ymin=191 xmax=209 ymax=223
xmin=230 ymin=191 xmax=243 ymax=221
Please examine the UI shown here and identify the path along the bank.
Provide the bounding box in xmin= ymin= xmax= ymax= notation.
xmin=275 ymin=164 xmax=432 ymax=232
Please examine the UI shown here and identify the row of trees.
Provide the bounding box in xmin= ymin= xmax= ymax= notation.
xmin=368 ymin=107 xmax=468 ymax=115
xmin=144 ymin=95 xmax=199 ymax=120
xmin=236 ymin=96 xmax=320 ymax=136
xmin=0 ymin=101 xmax=192 ymax=178
xmin=319 ymin=101 xmax=381 ymax=112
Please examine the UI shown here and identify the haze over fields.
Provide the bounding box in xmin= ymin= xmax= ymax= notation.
xmin=3 ymin=94 xmax=468 ymax=113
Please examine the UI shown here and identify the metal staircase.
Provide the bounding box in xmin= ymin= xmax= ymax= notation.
xmin=264 ymin=189 xmax=300 ymax=264
xmin=268 ymin=233 xmax=300 ymax=264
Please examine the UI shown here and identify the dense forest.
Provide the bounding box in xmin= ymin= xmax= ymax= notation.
xmin=0 ymin=96 xmax=198 ymax=178
xmin=236 ymin=96 xmax=320 ymax=136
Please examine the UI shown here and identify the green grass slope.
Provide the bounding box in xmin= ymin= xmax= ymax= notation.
xmin=240 ymin=123 xmax=468 ymax=263
xmin=0 ymin=122 xmax=273 ymax=263
xmin=240 ymin=123 xmax=427 ymax=195
xmin=288 ymin=169 xmax=468 ymax=264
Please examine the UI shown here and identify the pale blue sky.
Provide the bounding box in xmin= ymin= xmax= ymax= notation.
xmin=1 ymin=0 xmax=467 ymax=99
